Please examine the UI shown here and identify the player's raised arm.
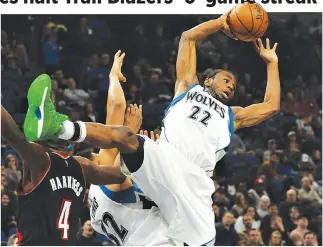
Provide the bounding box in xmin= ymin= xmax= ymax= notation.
xmin=96 ymin=51 xmax=142 ymax=165
xmin=175 ymin=13 xmax=235 ymax=97
xmin=232 ymin=38 xmax=280 ymax=130
xmin=96 ymin=50 xmax=127 ymax=165
xmin=1 ymin=105 xmax=49 ymax=178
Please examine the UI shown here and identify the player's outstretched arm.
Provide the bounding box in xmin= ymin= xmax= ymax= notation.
xmin=175 ymin=12 xmax=234 ymax=97
xmin=1 ymin=105 xmax=49 ymax=176
xmin=232 ymin=39 xmax=280 ymax=130
xmin=74 ymin=156 xmax=126 ymax=185
xmin=96 ymin=50 xmax=127 ymax=165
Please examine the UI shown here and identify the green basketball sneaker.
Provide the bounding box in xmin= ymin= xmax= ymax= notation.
xmin=23 ymin=74 xmax=68 ymax=142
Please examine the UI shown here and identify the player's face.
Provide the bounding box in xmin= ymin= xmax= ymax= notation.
xmin=207 ymin=71 xmax=236 ymax=103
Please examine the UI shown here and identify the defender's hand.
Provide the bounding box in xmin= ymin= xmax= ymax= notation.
xmin=124 ymin=104 xmax=142 ymax=133
xmin=110 ymin=50 xmax=127 ymax=82
xmin=253 ymin=38 xmax=278 ymax=64
xmin=139 ymin=130 xmax=160 ymax=142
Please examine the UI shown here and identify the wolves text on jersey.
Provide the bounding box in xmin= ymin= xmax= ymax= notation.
xmin=49 ymin=176 xmax=84 ymax=197
xmin=186 ymin=91 xmax=226 ymax=118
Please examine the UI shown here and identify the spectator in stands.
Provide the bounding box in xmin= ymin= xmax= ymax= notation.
xmin=213 ymin=187 xmax=231 ymax=218
xmin=311 ymin=150 xmax=322 ymax=180
xmin=298 ymin=176 xmax=322 ymax=204
xmin=235 ymin=213 xmax=253 ymax=241
xmin=290 ymin=215 xmax=310 ymax=246
xmin=263 ymin=139 xmax=281 ymax=162
xmin=141 ymin=70 xmax=172 ymax=104
xmin=130 ymin=64 xmax=146 ymax=88
xmin=44 ymin=32 xmax=60 ymax=75
xmin=269 ymin=230 xmax=283 ymax=246
xmin=300 ymin=127 xmax=321 ymax=156
xmin=95 ymin=52 xmax=111 ymax=123
xmin=281 ymin=92 xmax=300 ymax=116
xmin=260 ymin=204 xmax=279 ymax=244
xmin=312 ymin=115 xmax=322 ymax=138
xmin=247 ymin=229 xmax=263 ymax=246
xmin=258 ymin=152 xmax=279 ymax=181
xmin=248 ymin=177 xmax=268 ymax=208
xmin=304 ymin=231 xmax=319 ymax=246
xmin=1 ymin=174 xmax=17 ymax=219
xmin=235 ymin=210 xmax=259 ymax=237
xmin=15 ymin=43 xmax=31 ymax=74
xmin=257 ymin=195 xmax=271 ymax=219
xmin=212 ymin=202 xmax=221 ymax=223
xmin=1 ymin=193 xmax=16 ymax=239
xmin=127 ymin=84 xmax=141 ymax=105
xmin=215 ymin=211 xmax=239 ymax=246
xmin=231 ymin=192 xmax=247 ymax=218
xmin=54 ymin=70 xmax=66 ymax=88
xmin=287 ymin=131 xmax=300 ymax=153
xmin=4 ymin=154 xmax=21 ymax=191
xmin=76 ymin=220 xmax=101 ymax=246
xmin=81 ymin=53 xmax=100 ymax=92
xmin=64 ymin=77 xmax=89 ymax=108
xmin=82 ymin=102 xmax=97 ymax=122
xmin=238 ymin=240 xmax=248 ymax=246
xmin=51 ymin=79 xmax=66 ymax=109
xmin=284 ymin=206 xmax=300 ymax=233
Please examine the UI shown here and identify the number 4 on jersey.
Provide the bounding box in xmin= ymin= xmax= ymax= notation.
xmin=57 ymin=200 xmax=72 ymax=240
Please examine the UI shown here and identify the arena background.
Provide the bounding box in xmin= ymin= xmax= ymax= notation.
xmin=1 ymin=14 xmax=322 ymax=246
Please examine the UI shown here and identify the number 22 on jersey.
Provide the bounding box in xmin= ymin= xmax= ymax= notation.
xmin=57 ymin=200 xmax=72 ymax=240
xmin=188 ymin=105 xmax=211 ymax=127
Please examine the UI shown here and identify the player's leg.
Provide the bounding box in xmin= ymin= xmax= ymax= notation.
xmin=23 ymin=74 xmax=139 ymax=153
xmin=121 ymin=136 xmax=216 ymax=245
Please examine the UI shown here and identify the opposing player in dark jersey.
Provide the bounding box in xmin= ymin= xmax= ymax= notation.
xmin=0 ymin=52 xmax=135 ymax=245
xmin=1 ymin=105 xmax=128 ymax=245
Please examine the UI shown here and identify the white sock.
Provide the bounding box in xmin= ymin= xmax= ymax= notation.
xmin=58 ymin=120 xmax=75 ymax=140
xmin=58 ymin=120 xmax=87 ymax=142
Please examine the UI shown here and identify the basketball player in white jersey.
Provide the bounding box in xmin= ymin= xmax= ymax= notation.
xmin=29 ymin=10 xmax=280 ymax=246
xmin=87 ymin=51 xmax=169 ymax=246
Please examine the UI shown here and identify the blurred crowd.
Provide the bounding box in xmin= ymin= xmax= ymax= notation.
xmin=1 ymin=14 xmax=322 ymax=246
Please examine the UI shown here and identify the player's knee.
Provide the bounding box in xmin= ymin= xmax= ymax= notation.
xmin=121 ymin=135 xmax=145 ymax=173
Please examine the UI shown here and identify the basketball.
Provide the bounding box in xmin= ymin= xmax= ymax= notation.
xmin=227 ymin=2 xmax=269 ymax=42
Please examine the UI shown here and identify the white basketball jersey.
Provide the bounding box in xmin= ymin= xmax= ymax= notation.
xmin=88 ymin=183 xmax=169 ymax=246
xmin=161 ymin=84 xmax=234 ymax=176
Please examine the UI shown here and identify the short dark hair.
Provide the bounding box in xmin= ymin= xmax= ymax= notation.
xmin=223 ymin=211 xmax=234 ymax=217
xmin=37 ymin=140 xmax=71 ymax=152
xmin=205 ymin=69 xmax=233 ymax=80
xmin=248 ymin=228 xmax=258 ymax=235
xmin=304 ymin=231 xmax=316 ymax=239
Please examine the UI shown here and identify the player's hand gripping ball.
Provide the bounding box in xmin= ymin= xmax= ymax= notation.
xmin=225 ymin=2 xmax=269 ymax=42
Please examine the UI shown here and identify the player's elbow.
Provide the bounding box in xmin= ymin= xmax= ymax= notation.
xmin=181 ymin=31 xmax=193 ymax=41
xmin=271 ymin=103 xmax=280 ymax=114
xmin=264 ymin=100 xmax=280 ymax=115
xmin=267 ymin=105 xmax=280 ymax=117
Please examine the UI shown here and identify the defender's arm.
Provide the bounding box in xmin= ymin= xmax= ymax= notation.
xmin=233 ymin=39 xmax=280 ymax=130
xmin=96 ymin=51 xmax=127 ymax=165
xmin=175 ymin=15 xmax=229 ymax=98
xmin=74 ymin=156 xmax=126 ymax=185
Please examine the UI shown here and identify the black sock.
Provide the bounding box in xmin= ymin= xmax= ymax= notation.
xmin=122 ymin=135 xmax=145 ymax=173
